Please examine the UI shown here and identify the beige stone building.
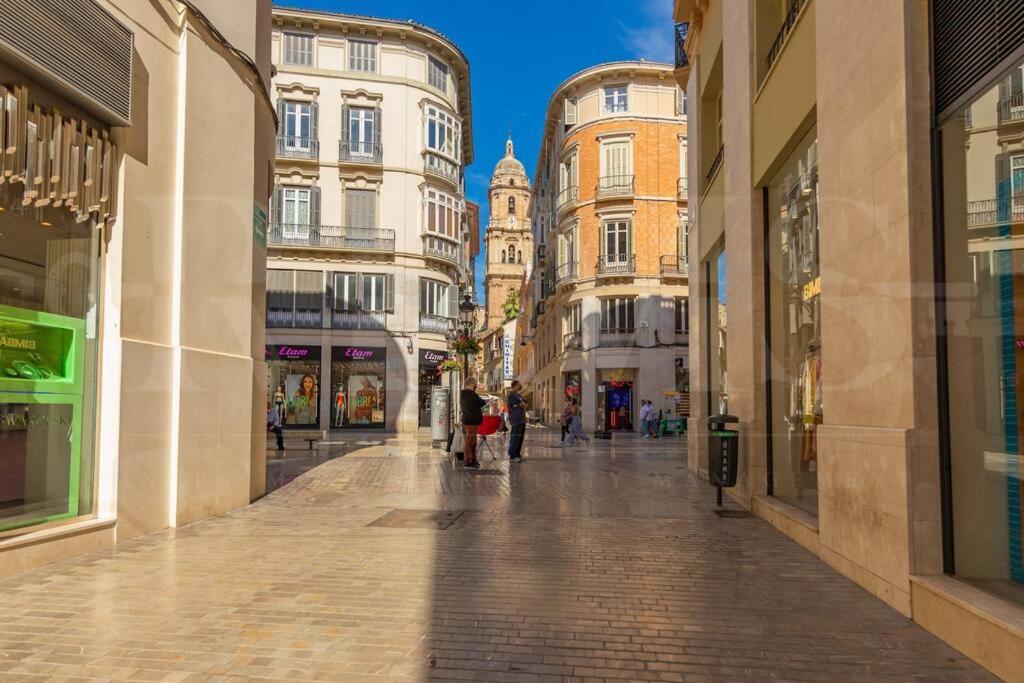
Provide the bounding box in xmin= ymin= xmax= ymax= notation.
xmin=266 ymin=8 xmax=474 ymax=434
xmin=517 ymin=61 xmax=690 ymax=432
xmin=0 ymin=0 xmax=273 ymax=575
xmin=675 ymin=0 xmax=1024 ymax=676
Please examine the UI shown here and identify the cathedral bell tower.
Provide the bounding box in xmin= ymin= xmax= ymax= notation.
xmin=483 ymin=137 xmax=532 ymax=331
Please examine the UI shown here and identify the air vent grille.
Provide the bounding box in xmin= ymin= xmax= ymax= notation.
xmin=0 ymin=0 xmax=133 ymax=125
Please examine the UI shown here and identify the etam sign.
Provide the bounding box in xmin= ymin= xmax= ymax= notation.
xmin=420 ymin=349 xmax=446 ymax=366
xmin=332 ymin=346 xmax=385 ymax=362
xmin=266 ymin=345 xmax=320 ymax=361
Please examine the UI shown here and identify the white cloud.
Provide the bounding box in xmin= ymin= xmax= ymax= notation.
xmin=618 ymin=0 xmax=673 ymax=63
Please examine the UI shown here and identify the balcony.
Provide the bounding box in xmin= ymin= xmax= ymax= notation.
xmin=677 ymin=177 xmax=689 ymax=200
xmin=967 ymin=196 xmax=1024 ymax=229
xmin=269 ymin=223 xmax=396 ymax=253
xmin=673 ymin=329 xmax=690 ymax=346
xmin=555 ymin=185 xmax=579 ymax=213
xmin=331 ymin=310 xmax=386 ymax=331
xmin=276 ymin=136 xmax=319 ymax=160
xmin=706 ymin=145 xmax=724 ymax=186
xmin=267 ymin=307 xmax=322 ymax=329
xmin=998 ymin=94 xmax=1024 ymax=124
xmin=660 ymin=255 xmax=689 ymax=278
xmin=674 ymin=22 xmax=689 ymax=69
xmin=765 ymin=0 xmax=808 ymax=73
xmin=338 ymin=139 xmax=383 ymax=164
xmin=422 ymin=237 xmax=460 ymax=265
xmin=599 ymin=329 xmax=637 ymax=347
xmin=563 ymin=331 xmax=582 ymax=352
xmin=597 ymin=254 xmax=636 ymax=277
xmin=424 ymin=151 xmax=460 ymax=185
xmin=555 ymin=261 xmax=578 ymax=285
xmin=596 ymin=175 xmax=635 ymax=199
xmin=419 ymin=314 xmax=453 ymax=335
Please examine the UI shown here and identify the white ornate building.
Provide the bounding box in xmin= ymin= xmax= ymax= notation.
xmin=267 ymin=8 xmax=474 ymax=433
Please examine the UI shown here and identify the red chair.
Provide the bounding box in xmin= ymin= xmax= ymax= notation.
xmin=476 ymin=415 xmax=502 ymax=460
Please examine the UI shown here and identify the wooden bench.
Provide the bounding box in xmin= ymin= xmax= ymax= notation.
xmin=302 ymin=437 xmax=321 ymax=450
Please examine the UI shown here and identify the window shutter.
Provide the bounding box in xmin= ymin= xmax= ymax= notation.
xmin=310 ymin=185 xmax=321 ymax=227
xmin=276 ymin=98 xmax=284 ymax=135
xmin=385 ymin=273 xmax=395 ymax=312
xmin=448 ymin=285 xmax=458 ymax=319
xmin=564 ymin=96 xmax=577 ymax=126
xmin=272 ymin=184 xmax=283 ymax=225
xmin=373 ymin=107 xmax=382 ymax=151
xmin=310 ymin=101 xmax=319 ymax=143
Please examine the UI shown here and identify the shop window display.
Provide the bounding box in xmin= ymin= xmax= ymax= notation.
xmin=266 ymin=345 xmax=320 ymax=427
xmin=331 ymin=346 xmax=385 ymax=428
xmin=0 ymin=202 xmax=100 ymax=534
xmin=940 ymin=59 xmax=1024 ymax=607
xmin=767 ymin=127 xmax=821 ymax=516
xmin=706 ymin=242 xmax=728 ymax=416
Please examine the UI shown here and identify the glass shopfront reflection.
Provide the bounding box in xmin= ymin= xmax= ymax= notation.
xmin=266 ymin=345 xmax=321 ymax=427
xmin=332 ymin=346 xmax=385 ymax=429
xmin=940 ymin=57 xmax=1024 ymax=607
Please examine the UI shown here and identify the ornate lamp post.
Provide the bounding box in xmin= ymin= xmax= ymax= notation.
xmin=458 ymin=294 xmax=476 ymax=375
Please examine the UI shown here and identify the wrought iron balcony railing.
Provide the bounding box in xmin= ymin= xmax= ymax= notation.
xmin=998 ymin=94 xmax=1024 ymax=123
xmin=419 ymin=313 xmax=453 ymax=334
xmin=598 ymin=329 xmax=637 ymax=347
xmin=269 ymin=223 xmax=395 ymax=252
xmin=604 ymin=102 xmax=628 ymax=114
xmin=338 ymin=139 xmax=383 ymax=163
xmin=267 ymin=308 xmax=322 ymax=329
xmin=424 ymin=151 xmax=460 ymax=184
xmin=597 ymin=254 xmax=636 ymax=276
xmin=765 ymin=0 xmax=808 ymax=73
xmin=660 ymin=255 xmax=689 ymax=277
xmin=706 ymin=144 xmax=724 ymax=185
xmin=674 ymin=22 xmax=689 ymax=69
xmin=331 ymin=310 xmax=386 ymax=331
xmin=677 ymin=177 xmax=689 ymax=199
xmin=563 ymin=331 xmax=582 ymax=352
xmin=555 ymin=261 xmax=578 ymax=284
xmin=556 ymin=185 xmax=579 ymax=211
xmin=596 ymin=174 xmax=635 ymax=198
xmin=276 ymin=136 xmax=319 ymax=160
xmin=422 ymin=237 xmax=460 ymax=264
xmin=966 ymin=196 xmax=1024 ymax=228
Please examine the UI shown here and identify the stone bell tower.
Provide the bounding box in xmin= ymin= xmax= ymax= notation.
xmin=483 ymin=137 xmax=532 ymax=331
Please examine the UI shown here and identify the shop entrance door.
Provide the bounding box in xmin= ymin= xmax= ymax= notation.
xmin=418 ymin=366 xmax=440 ymax=427
xmin=604 ymin=381 xmax=634 ymax=431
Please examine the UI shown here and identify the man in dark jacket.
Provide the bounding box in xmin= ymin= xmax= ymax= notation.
xmin=506 ymin=380 xmax=527 ymax=463
xmin=460 ymin=377 xmax=486 ymax=469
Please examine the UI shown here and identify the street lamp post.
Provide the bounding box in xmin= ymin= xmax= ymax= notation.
xmin=458 ymin=294 xmax=476 ymax=375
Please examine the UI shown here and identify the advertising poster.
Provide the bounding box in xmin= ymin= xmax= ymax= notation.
xmin=348 ymin=374 xmax=382 ymax=425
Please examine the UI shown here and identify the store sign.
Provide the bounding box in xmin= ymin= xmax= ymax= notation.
xmin=503 ymin=335 xmax=514 ymax=380
xmin=333 ymin=346 xmax=385 ymax=362
xmin=0 ymin=83 xmax=119 ymax=227
xmin=802 ymin=277 xmax=821 ymax=301
xmin=266 ymin=345 xmax=320 ymax=361
xmin=420 ymin=349 xmax=446 ymax=366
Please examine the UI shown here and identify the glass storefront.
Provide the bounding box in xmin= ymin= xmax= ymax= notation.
xmin=564 ymin=371 xmax=581 ymax=401
xmin=767 ymin=127 xmax=821 ymax=516
xmin=706 ymin=242 xmax=728 ymax=415
xmin=331 ymin=346 xmax=385 ymax=428
xmin=267 ymin=345 xmax=321 ymax=427
xmin=0 ymin=201 xmax=101 ymax=535
xmin=418 ymin=348 xmax=444 ymax=427
xmin=940 ymin=58 xmax=1024 ymax=607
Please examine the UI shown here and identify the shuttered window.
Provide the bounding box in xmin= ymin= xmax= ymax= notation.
xmin=283 ymin=32 xmax=313 ymax=66
xmin=346 ymin=189 xmax=376 ymax=228
xmin=600 ymin=298 xmax=635 ymax=332
xmin=428 ymin=56 xmax=449 ymax=92
xmin=349 ymin=39 xmax=377 ymax=72
xmin=602 ymin=141 xmax=630 ymax=177
xmin=420 ymin=278 xmax=450 ymax=317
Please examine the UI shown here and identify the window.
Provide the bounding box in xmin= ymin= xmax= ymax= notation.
xmin=282 ymin=32 xmax=313 ymax=66
xmin=282 ymin=187 xmax=311 ymax=236
xmin=331 ymin=274 xmax=392 ymax=314
xmin=345 ymin=189 xmax=376 ymax=229
xmin=603 ymin=220 xmax=631 ymax=261
xmin=601 ymin=141 xmax=631 ymax=183
xmin=604 ymin=85 xmax=628 ymax=113
xmin=559 ymin=153 xmax=578 ymax=197
xmin=333 ymin=273 xmax=358 ymax=312
xmin=564 ymin=96 xmax=578 ymax=126
xmin=267 ymin=269 xmax=323 ymax=329
xmin=424 ymin=187 xmax=462 ymax=240
xmin=517 ymin=250 xmax=522 ymax=264
xmin=676 ymin=87 xmax=688 ymax=117
xmin=600 ymin=297 xmax=635 ymax=332
xmin=420 ymin=278 xmax=450 ymax=317
xmin=507 ymin=244 xmax=516 ymax=263
xmin=425 ymin=105 xmax=460 ymax=160
xmin=362 ymin=274 xmax=386 ymax=311
xmin=428 ymin=56 xmax=449 ymax=92
xmin=283 ymin=101 xmax=312 ymax=148
xmin=716 ymin=92 xmax=724 ymax=148
xmin=674 ymin=298 xmax=689 ymax=335
xmin=346 ymin=107 xmax=376 ymax=157
xmin=565 ymin=302 xmax=581 ymax=334
xmin=348 ymin=39 xmax=377 ymax=72
xmin=508 ymin=196 xmax=515 ymax=215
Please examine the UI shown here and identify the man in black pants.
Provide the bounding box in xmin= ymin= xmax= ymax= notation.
xmin=506 ymin=380 xmax=527 ymax=463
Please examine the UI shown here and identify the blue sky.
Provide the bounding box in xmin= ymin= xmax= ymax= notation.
xmin=287 ymin=0 xmax=674 ymax=295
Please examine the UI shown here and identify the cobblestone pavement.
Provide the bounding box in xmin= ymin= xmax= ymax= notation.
xmin=0 ymin=430 xmax=992 ymax=682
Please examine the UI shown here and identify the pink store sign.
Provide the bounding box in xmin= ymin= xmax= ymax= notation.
xmin=266 ymin=345 xmax=320 ymax=361
xmin=332 ymin=346 xmax=385 ymax=362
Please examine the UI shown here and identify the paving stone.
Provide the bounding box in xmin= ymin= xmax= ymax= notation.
xmin=0 ymin=430 xmax=993 ymax=681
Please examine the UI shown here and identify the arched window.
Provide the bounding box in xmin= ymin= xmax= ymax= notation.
xmin=507 ymin=244 xmax=515 ymax=262
xmin=501 ymin=250 xmax=507 ymax=263
xmin=517 ymin=249 xmax=522 ymax=263
xmin=510 ymin=178 xmax=516 ymax=186
xmin=508 ymin=196 xmax=515 ymax=215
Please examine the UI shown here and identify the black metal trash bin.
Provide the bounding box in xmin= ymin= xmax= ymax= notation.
xmin=707 ymin=414 xmax=739 ymax=490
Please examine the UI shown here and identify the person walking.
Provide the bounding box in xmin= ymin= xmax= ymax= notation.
xmin=565 ymin=398 xmax=590 ymax=447
xmin=559 ymin=396 xmax=573 ymax=446
xmin=639 ymin=400 xmax=651 ymax=438
xmin=506 ymin=380 xmax=527 ymax=463
xmin=267 ymin=403 xmax=284 ymax=451
xmin=460 ymin=377 xmax=486 ymax=469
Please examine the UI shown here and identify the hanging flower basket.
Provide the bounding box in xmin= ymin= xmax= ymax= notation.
xmin=438 ymin=359 xmax=463 ymax=374
xmin=450 ymin=334 xmax=481 ymax=356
